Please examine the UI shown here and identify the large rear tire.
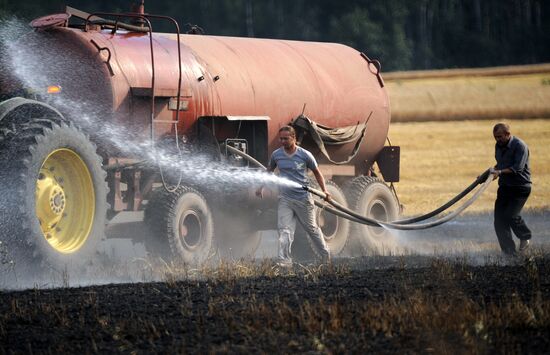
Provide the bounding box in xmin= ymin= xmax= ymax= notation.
xmin=144 ymin=186 xmax=215 ymax=265
xmin=0 ymin=118 xmax=108 ymax=270
xmin=344 ymin=176 xmax=399 ymax=254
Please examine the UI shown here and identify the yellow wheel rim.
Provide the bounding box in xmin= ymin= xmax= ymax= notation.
xmin=35 ymin=148 xmax=95 ymax=254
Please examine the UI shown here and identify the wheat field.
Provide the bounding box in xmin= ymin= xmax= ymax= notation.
xmin=388 ymin=119 xmax=550 ymax=216
xmin=385 ymin=64 xmax=550 ymax=122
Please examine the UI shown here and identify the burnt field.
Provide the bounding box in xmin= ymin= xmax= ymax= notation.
xmin=1 ymin=251 xmax=550 ymax=354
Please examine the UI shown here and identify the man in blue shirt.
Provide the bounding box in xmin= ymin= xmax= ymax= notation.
xmin=257 ymin=125 xmax=331 ymax=265
xmin=491 ymin=123 xmax=532 ymax=255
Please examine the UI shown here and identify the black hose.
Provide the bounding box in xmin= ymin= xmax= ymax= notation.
xmin=304 ymin=173 xmax=493 ymax=230
xmin=392 ymin=169 xmax=491 ymax=224
xmin=91 ymin=19 xmax=150 ymax=33
xmin=197 ymin=144 xmax=495 ymax=230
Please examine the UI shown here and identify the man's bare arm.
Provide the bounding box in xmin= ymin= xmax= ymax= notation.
xmin=312 ymin=167 xmax=331 ymax=201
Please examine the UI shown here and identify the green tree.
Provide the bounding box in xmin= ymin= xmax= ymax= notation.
xmin=329 ymin=7 xmax=384 ymax=56
xmin=328 ymin=2 xmax=412 ymax=71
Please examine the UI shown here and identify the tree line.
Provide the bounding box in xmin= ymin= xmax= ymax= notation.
xmin=1 ymin=0 xmax=549 ymax=71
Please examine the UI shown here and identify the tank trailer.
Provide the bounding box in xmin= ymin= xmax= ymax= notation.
xmin=0 ymin=3 xmax=400 ymax=267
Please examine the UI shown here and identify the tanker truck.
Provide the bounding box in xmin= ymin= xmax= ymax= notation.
xmin=0 ymin=4 xmax=400 ymax=268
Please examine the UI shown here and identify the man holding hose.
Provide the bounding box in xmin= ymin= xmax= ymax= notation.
xmin=257 ymin=125 xmax=331 ymax=266
xmin=491 ymin=123 xmax=532 ymax=255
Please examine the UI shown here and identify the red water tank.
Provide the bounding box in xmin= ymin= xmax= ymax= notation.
xmin=92 ymin=29 xmax=389 ymax=172
xmin=13 ymin=17 xmax=390 ymax=174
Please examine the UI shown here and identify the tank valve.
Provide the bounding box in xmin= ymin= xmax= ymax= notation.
xmin=130 ymin=1 xmax=146 ymax=28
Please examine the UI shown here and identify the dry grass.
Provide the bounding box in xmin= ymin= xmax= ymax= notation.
xmin=388 ymin=118 xmax=550 ymax=215
xmin=386 ymin=72 xmax=550 ymax=121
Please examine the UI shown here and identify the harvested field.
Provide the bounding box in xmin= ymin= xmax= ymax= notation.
xmin=384 ymin=63 xmax=550 ymax=80
xmin=385 ymin=63 xmax=550 ymax=121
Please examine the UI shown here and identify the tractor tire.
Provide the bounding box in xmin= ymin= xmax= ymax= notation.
xmin=0 ymin=118 xmax=108 ymax=271
xmin=144 ymin=186 xmax=215 ymax=265
xmin=292 ymin=180 xmax=350 ymax=260
xmin=344 ymin=176 xmax=399 ymax=255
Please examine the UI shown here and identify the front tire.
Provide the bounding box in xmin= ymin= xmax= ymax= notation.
xmin=0 ymin=119 xmax=108 ymax=270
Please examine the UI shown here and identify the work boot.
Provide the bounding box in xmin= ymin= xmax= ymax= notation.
xmin=519 ymin=239 xmax=530 ymax=252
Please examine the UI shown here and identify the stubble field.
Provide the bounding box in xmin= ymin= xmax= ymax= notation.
xmin=385 ymin=63 xmax=550 ymax=122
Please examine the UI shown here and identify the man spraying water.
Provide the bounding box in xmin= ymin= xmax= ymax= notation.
xmin=257 ymin=126 xmax=331 ymax=266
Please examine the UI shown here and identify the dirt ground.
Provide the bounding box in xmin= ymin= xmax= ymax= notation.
xmin=1 ymin=209 xmax=550 ymax=353
xmin=1 ymin=253 xmax=549 ymax=353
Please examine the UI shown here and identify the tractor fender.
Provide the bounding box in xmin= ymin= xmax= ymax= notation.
xmin=0 ymin=97 xmax=65 ymax=123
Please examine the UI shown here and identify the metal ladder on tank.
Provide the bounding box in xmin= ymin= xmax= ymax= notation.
xmin=85 ymin=11 xmax=185 ymax=192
